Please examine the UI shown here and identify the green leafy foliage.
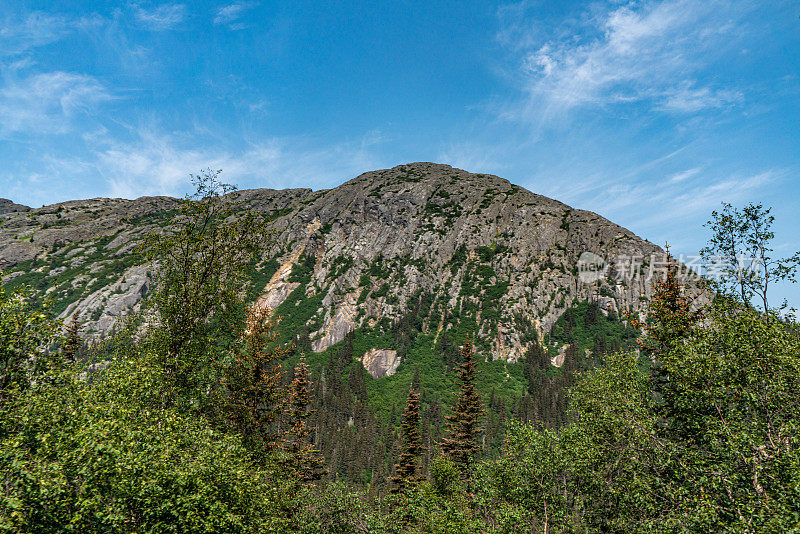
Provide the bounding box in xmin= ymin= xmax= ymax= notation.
xmin=4 ymin=186 xmax=800 ymax=533
xmin=701 ymin=202 xmax=800 ymax=310
xmin=0 ymin=284 xmax=61 ymax=406
xmin=0 ymin=345 xmax=288 ymax=533
xmin=486 ymin=302 xmax=800 ymax=533
xmin=140 ymin=170 xmax=269 ymax=410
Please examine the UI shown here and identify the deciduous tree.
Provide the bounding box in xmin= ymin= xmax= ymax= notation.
xmin=140 ymin=169 xmax=269 ymax=408
xmin=701 ymin=202 xmax=800 ymax=310
xmin=0 ymin=285 xmax=60 ymax=406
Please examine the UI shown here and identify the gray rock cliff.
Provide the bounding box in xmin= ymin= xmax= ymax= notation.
xmin=1 ymin=163 xmax=688 ymax=363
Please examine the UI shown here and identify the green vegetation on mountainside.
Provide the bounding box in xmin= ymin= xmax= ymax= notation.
xmin=1 ymin=231 xmax=146 ymax=317
xmin=549 ymin=299 xmax=639 ymax=354
xmin=4 ymin=171 xmax=800 ymax=532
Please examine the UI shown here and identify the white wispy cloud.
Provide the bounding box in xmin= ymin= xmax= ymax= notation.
xmin=668 ymin=167 xmax=703 ymax=183
xmin=534 ymin=162 xmax=783 ymax=233
xmin=665 ymin=170 xmax=777 ymax=220
xmin=0 ymin=10 xmax=146 ymax=73
xmin=0 ymin=71 xmax=112 ymax=135
xmin=658 ymin=82 xmax=743 ymax=113
xmin=134 ymin=4 xmax=186 ymax=30
xmin=499 ymin=0 xmax=751 ymax=122
xmin=0 ymin=11 xmax=70 ymax=56
xmin=90 ymin=127 xmax=386 ymax=199
xmin=213 ymin=2 xmax=258 ymax=28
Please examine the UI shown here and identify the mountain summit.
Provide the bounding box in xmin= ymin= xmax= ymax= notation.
xmin=1 ymin=162 xmax=661 ymax=366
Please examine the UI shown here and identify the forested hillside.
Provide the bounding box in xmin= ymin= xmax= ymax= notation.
xmin=1 ymin=169 xmax=798 ymax=532
xmin=0 ymin=164 xmax=667 ymax=487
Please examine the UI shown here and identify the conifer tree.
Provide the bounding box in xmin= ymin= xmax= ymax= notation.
xmin=389 ymin=387 xmax=423 ymax=492
xmin=440 ymin=339 xmax=484 ymax=476
xmin=280 ymin=357 xmax=324 ymax=491
xmin=631 ymin=245 xmax=704 ymax=439
xmin=220 ymin=305 xmax=286 ymax=460
xmin=633 ymin=245 xmax=702 ymax=357
xmin=62 ymin=312 xmax=81 ymax=362
xmin=585 ymin=301 xmax=600 ymax=327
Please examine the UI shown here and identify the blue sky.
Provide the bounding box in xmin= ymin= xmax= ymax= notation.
xmin=1 ymin=0 xmax=799 ymax=304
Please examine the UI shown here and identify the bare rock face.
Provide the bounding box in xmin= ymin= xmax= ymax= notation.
xmin=360 ymin=348 xmax=401 ymax=378
xmin=551 ymin=345 xmax=568 ymax=368
xmin=253 ymin=162 xmax=673 ymax=363
xmin=257 ymin=281 xmax=300 ymax=311
xmin=596 ymin=296 xmax=619 ymax=316
xmin=0 ymin=163 xmax=697 ymax=355
xmin=60 ymin=264 xmax=151 ymax=334
xmin=0 ymin=199 xmax=30 ymax=216
xmin=312 ymin=299 xmax=357 ymax=352
xmin=256 ymin=252 xmax=303 ymax=311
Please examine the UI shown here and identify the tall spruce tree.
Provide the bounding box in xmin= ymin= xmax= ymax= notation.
xmin=632 ymin=245 xmax=704 ymax=439
xmin=441 ymin=339 xmax=484 ymax=476
xmin=280 ymin=357 xmax=324 ymax=492
xmin=219 ymin=305 xmax=287 ymax=460
xmin=633 ymin=245 xmax=702 ymax=357
xmin=389 ymin=387 xmax=423 ymax=492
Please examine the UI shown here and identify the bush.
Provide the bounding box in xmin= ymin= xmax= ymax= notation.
xmin=429 ymin=455 xmax=459 ymax=497
xmin=0 ymin=350 xmax=288 ymax=533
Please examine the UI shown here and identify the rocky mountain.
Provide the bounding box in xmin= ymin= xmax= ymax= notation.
xmin=0 ymin=199 xmax=30 ymax=216
xmin=1 ymin=162 xmax=665 ymax=374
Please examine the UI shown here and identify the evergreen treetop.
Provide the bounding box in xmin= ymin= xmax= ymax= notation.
xmin=218 ymin=304 xmax=287 ymax=460
xmin=280 ymin=357 xmax=325 ymax=492
xmin=62 ymin=312 xmax=81 ymax=362
xmin=440 ymin=339 xmax=484 ymax=476
xmin=389 ymin=386 xmax=424 ymax=492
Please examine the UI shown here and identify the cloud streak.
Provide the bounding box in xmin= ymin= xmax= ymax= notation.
xmin=213 ymin=2 xmax=258 ymax=29
xmin=0 ymin=71 xmax=112 ymax=135
xmin=134 ymin=4 xmax=186 ymax=30
xmin=90 ymin=127 xmax=387 ymax=199
xmin=534 ymin=161 xmax=783 ymax=236
xmin=499 ymin=0 xmax=751 ymax=123
xmin=0 ymin=11 xmax=71 ymax=56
